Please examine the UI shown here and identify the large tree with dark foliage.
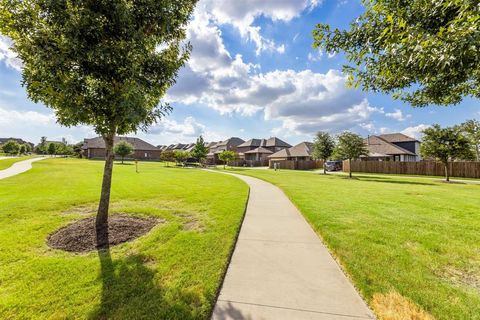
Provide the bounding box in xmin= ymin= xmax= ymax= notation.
xmin=0 ymin=0 xmax=198 ymax=247
xmin=313 ymin=0 xmax=480 ymax=107
xmin=334 ymin=132 xmax=368 ymax=178
xmin=421 ymin=124 xmax=474 ymax=181
xmin=191 ymin=135 xmax=208 ymax=165
xmin=312 ymin=131 xmax=335 ymax=174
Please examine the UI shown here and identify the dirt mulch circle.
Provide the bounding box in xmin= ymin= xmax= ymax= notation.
xmin=47 ymin=215 xmax=162 ymax=253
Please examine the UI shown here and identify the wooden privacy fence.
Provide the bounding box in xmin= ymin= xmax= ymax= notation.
xmin=269 ymin=159 xmax=324 ymax=170
xmin=230 ymin=159 xmax=269 ymax=167
xmin=343 ymin=160 xmax=480 ymax=178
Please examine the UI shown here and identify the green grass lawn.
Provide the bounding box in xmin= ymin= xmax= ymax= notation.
xmin=218 ymin=168 xmax=480 ymax=320
xmin=0 ymin=155 xmax=35 ymax=170
xmin=0 ymin=159 xmax=248 ymax=319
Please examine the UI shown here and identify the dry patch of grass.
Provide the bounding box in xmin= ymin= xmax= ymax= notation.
xmin=439 ymin=265 xmax=480 ymax=292
xmin=372 ymin=291 xmax=435 ymax=320
xmin=178 ymin=213 xmax=204 ymax=232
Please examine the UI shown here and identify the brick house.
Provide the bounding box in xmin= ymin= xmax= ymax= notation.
xmin=237 ymin=137 xmax=291 ymax=161
xmin=82 ymin=136 xmax=160 ymax=160
xmin=268 ymin=142 xmax=314 ymax=161
xmin=206 ymin=137 xmax=245 ymax=163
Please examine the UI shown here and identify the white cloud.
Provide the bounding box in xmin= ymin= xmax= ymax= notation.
xmin=0 ymin=35 xmax=22 ymax=71
xmin=379 ymin=127 xmax=390 ymax=134
xmin=148 ymin=116 xmax=205 ymax=138
xmin=168 ymin=10 xmax=380 ymax=136
xmin=401 ymin=124 xmax=430 ymax=140
xmin=271 ymin=99 xmax=384 ymax=136
xmin=385 ymin=108 xmax=411 ymax=121
xmin=0 ymin=107 xmax=54 ymax=126
xmin=198 ymin=0 xmax=321 ymax=55
xmin=307 ymin=50 xmax=323 ymax=62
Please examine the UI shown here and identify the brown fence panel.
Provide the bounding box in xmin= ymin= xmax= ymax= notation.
xmin=342 ymin=160 xmax=480 ymax=178
xmin=231 ymin=159 xmax=269 ymax=167
xmin=269 ymin=160 xmax=324 ymax=170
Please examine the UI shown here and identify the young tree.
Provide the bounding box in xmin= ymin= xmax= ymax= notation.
xmin=1 ymin=1 xmax=197 ymax=247
xmin=72 ymin=142 xmax=84 ymax=158
xmin=47 ymin=143 xmax=56 ymax=156
xmin=218 ymin=151 xmax=237 ymax=169
xmin=160 ymin=150 xmax=175 ymax=167
xmin=313 ymin=1 xmax=480 ymax=107
xmin=35 ymin=137 xmax=48 ymax=155
xmin=421 ymin=125 xmax=474 ymax=182
xmin=113 ymin=141 xmax=134 ymax=164
xmin=19 ymin=144 xmax=26 ymax=155
xmin=334 ymin=132 xmax=368 ymax=178
xmin=458 ymin=119 xmax=480 ymax=161
xmin=24 ymin=143 xmax=32 ymax=153
xmin=191 ymin=136 xmax=208 ymax=166
xmin=312 ymin=131 xmax=335 ymax=174
xmin=2 ymin=140 xmax=20 ymax=156
xmin=173 ymin=150 xmax=190 ymax=167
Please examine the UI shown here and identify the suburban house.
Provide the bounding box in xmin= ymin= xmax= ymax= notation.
xmin=82 ymin=136 xmax=160 ymax=160
xmin=158 ymin=143 xmax=195 ymax=153
xmin=364 ymin=133 xmax=421 ymax=162
xmin=206 ymin=137 xmax=245 ymax=163
xmin=268 ymin=142 xmax=314 ymax=161
xmin=0 ymin=137 xmax=34 ymax=150
xmin=237 ymin=137 xmax=291 ymax=161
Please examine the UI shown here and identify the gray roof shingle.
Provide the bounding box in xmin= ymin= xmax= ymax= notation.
xmin=83 ymin=137 xmax=158 ymax=151
xmin=268 ymin=142 xmax=313 ymax=158
xmin=365 ymin=136 xmax=416 ymax=156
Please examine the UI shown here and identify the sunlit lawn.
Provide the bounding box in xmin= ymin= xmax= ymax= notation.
xmin=219 ymin=167 xmax=480 ymax=320
xmin=0 ymin=159 xmax=248 ymax=319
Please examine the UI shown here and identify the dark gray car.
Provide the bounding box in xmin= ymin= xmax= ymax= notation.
xmin=325 ymin=160 xmax=342 ymax=171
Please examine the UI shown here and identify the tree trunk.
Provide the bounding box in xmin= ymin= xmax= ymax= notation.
xmin=121 ymin=156 xmax=124 ymax=164
xmin=349 ymin=158 xmax=352 ymax=178
xmin=323 ymin=159 xmax=327 ymax=175
xmin=96 ymin=134 xmax=115 ymax=248
xmin=444 ymin=162 xmax=450 ymax=182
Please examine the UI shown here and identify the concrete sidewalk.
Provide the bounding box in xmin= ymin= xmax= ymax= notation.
xmin=0 ymin=157 xmax=45 ymax=180
xmin=211 ymin=172 xmax=375 ymax=320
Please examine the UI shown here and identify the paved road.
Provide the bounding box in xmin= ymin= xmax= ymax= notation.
xmin=211 ymin=171 xmax=375 ymax=320
xmin=0 ymin=157 xmax=46 ymax=180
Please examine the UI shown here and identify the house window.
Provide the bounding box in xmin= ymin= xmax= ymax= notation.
xmin=145 ymin=153 xmax=148 ymax=158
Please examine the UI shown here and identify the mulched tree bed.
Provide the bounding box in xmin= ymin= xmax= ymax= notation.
xmin=47 ymin=215 xmax=161 ymax=253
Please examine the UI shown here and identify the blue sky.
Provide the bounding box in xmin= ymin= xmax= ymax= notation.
xmin=1 ymin=0 xmax=479 ymax=146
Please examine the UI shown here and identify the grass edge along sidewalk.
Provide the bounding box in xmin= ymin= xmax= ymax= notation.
xmin=214 ymin=167 xmax=480 ymax=320
xmin=0 ymin=159 xmax=249 ymax=319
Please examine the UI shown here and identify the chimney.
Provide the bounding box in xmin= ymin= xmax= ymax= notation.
xmin=367 ymin=135 xmax=370 ymax=145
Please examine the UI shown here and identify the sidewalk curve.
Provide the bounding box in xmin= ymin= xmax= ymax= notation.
xmin=211 ymin=171 xmax=375 ymax=320
xmin=0 ymin=157 xmax=46 ymax=180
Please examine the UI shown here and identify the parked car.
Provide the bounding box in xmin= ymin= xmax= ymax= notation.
xmin=325 ymin=160 xmax=342 ymax=172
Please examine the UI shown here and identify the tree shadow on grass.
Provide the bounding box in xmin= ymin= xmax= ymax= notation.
xmin=357 ymin=177 xmax=435 ymax=186
xmin=89 ymin=247 xmax=204 ymax=320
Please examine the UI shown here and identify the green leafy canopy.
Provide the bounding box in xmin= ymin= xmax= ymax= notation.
xmin=313 ymin=0 xmax=480 ymax=106
xmin=334 ymin=131 xmax=368 ymax=160
xmin=113 ymin=141 xmax=134 ymax=158
xmin=420 ymin=124 xmax=474 ymax=163
xmin=0 ymin=0 xmax=198 ymax=136
xmin=312 ymin=131 xmax=335 ymax=160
